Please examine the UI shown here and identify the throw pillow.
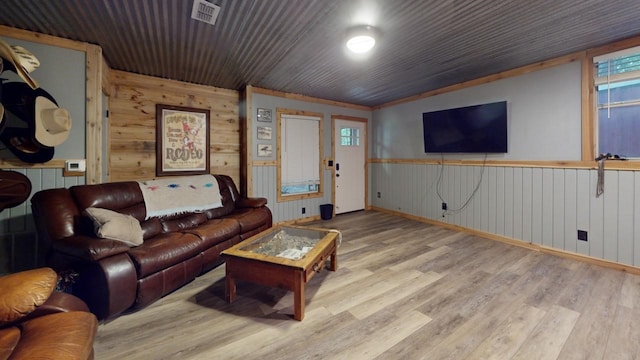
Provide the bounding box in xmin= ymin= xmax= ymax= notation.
xmin=84 ymin=207 xmax=143 ymax=247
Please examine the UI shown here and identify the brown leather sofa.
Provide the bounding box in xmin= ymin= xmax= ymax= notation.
xmin=0 ymin=267 xmax=98 ymax=360
xmin=30 ymin=175 xmax=272 ymax=321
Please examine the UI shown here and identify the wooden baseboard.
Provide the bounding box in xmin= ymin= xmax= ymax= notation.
xmin=63 ymin=169 xmax=85 ymax=177
xmin=276 ymin=215 xmax=322 ymax=227
xmin=370 ymin=206 xmax=640 ymax=275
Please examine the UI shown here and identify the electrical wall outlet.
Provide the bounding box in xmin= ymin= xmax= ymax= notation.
xmin=302 ymin=207 xmax=306 ymax=214
xmin=377 ymin=192 xmax=381 ymax=198
xmin=577 ymin=230 xmax=588 ymax=241
xmin=442 ymin=202 xmax=447 ymax=210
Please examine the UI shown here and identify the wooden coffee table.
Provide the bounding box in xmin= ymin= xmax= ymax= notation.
xmin=222 ymin=225 xmax=339 ymax=320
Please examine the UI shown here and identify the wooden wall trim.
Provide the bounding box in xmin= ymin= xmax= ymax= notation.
xmin=0 ymin=159 xmax=67 ymax=169
xmin=85 ymin=44 xmax=102 ymax=184
xmin=110 ymin=70 xmax=237 ymax=98
xmin=585 ymin=34 xmax=640 ymax=59
xmin=251 ymin=86 xmax=371 ymax=111
xmin=0 ymin=25 xmax=88 ymax=52
xmin=373 ymin=52 xmax=584 ymax=110
xmin=102 ymin=56 xmax=112 ymax=96
xmin=370 ymin=158 xmax=640 ymax=171
xmin=330 ymin=117 xmax=336 ymax=214
xmin=372 ymin=206 xmax=640 ymax=275
xmin=253 ymin=160 xmax=277 ymax=166
xmin=330 ymin=114 xmax=368 ymax=123
xmin=242 ymin=87 xmax=252 ymax=196
xmin=581 ymin=51 xmax=595 ymax=162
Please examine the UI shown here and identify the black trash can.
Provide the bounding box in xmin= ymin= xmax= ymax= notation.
xmin=320 ymin=204 xmax=334 ymax=220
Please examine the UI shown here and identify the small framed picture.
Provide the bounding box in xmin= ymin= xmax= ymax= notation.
xmin=257 ymin=108 xmax=272 ymax=122
xmin=257 ymin=144 xmax=273 ymax=157
xmin=257 ymin=126 xmax=272 ymax=140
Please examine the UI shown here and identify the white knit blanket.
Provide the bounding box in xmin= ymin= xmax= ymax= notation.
xmin=138 ymin=174 xmax=222 ymax=219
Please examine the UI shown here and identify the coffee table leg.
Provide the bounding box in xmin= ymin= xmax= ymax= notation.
xmin=329 ymin=247 xmax=338 ymax=271
xmin=226 ymin=275 xmax=236 ymax=303
xmin=293 ymin=271 xmax=304 ymax=321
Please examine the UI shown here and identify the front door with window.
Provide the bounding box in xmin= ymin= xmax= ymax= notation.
xmin=334 ymin=118 xmax=366 ymax=214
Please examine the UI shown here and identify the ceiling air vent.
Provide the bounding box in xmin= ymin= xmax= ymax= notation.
xmin=191 ymin=0 xmax=220 ymax=26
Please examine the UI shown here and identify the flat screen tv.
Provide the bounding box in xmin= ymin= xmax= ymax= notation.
xmin=422 ymin=101 xmax=508 ymax=153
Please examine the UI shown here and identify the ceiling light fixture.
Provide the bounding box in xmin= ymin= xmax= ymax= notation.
xmin=345 ymin=25 xmax=379 ymax=54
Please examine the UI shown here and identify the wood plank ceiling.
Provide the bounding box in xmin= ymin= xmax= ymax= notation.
xmin=1 ymin=0 xmax=639 ymax=107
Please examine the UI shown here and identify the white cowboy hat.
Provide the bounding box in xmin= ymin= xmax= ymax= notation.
xmin=35 ymin=95 xmax=71 ymax=147
xmin=0 ymin=39 xmax=40 ymax=89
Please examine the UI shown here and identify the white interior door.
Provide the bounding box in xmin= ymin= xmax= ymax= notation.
xmin=334 ymin=119 xmax=366 ymax=214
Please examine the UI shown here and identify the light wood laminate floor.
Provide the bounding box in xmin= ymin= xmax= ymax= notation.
xmin=94 ymin=211 xmax=640 ymax=359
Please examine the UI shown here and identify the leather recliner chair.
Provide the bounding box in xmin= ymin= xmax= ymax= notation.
xmin=0 ymin=267 xmax=98 ymax=360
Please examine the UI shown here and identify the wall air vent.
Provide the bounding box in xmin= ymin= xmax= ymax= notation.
xmin=191 ymin=0 xmax=220 ymax=26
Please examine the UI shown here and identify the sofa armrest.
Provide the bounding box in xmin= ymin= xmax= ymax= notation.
xmin=52 ymin=235 xmax=130 ymax=262
xmin=10 ymin=311 xmax=97 ymax=360
xmin=236 ymin=197 xmax=267 ymax=208
xmin=22 ymin=291 xmax=90 ymax=321
xmin=0 ymin=268 xmax=57 ymax=327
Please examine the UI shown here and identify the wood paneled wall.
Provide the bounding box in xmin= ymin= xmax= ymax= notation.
xmin=108 ymin=70 xmax=241 ymax=184
xmin=370 ymin=162 xmax=640 ymax=269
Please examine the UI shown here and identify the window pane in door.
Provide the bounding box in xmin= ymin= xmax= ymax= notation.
xmin=340 ymin=127 xmax=359 ymax=146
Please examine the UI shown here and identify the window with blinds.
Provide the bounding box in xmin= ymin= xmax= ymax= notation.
xmin=593 ymin=46 xmax=640 ymax=158
xmin=279 ymin=113 xmax=321 ymax=197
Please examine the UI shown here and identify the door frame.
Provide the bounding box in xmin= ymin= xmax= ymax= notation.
xmin=331 ymin=115 xmax=369 ymax=215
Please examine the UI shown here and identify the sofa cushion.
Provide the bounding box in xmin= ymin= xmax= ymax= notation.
xmin=226 ymin=207 xmax=273 ymax=233
xmin=0 ymin=268 xmax=57 ymax=327
xmin=11 ymin=311 xmax=97 ymax=360
xmin=128 ymin=232 xmax=203 ymax=277
xmin=71 ymin=182 xmax=145 ymax=220
xmin=160 ymin=212 xmax=208 ymax=233
xmin=141 ymin=217 xmax=163 ymax=240
xmin=204 ymin=204 xmax=233 ymax=220
xmin=85 ymin=207 xmax=143 ymax=247
xmin=183 ymin=218 xmax=241 ymax=248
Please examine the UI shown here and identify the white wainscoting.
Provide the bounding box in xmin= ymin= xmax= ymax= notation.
xmin=252 ymin=165 xmax=332 ymax=224
xmin=0 ymin=168 xmax=84 ymax=273
xmin=370 ymin=163 xmax=640 ymax=268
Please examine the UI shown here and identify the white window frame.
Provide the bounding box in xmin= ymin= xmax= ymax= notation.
xmin=593 ymin=45 xmax=640 ymax=158
xmin=277 ymin=109 xmax=323 ymax=201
